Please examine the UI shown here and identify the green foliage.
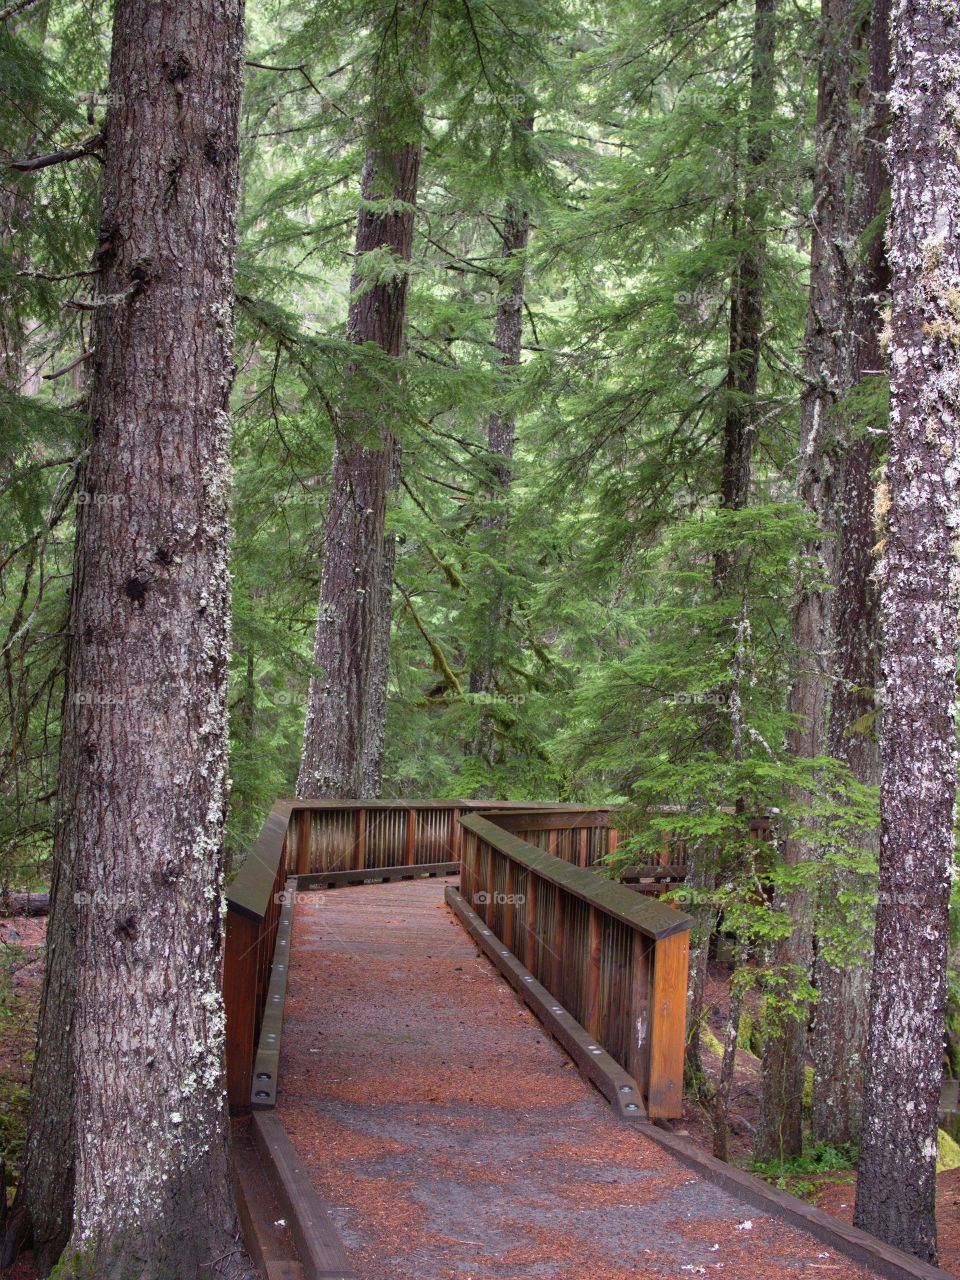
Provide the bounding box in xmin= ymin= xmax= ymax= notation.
xmin=751 ymin=1142 xmax=856 ymax=1201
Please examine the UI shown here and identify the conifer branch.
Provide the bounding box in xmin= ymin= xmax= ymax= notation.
xmin=396 ymin=580 xmax=463 ymax=695
xmin=0 ymin=0 xmax=41 ymax=23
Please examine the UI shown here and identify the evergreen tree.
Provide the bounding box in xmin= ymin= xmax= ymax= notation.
xmin=853 ymin=0 xmax=960 ymax=1259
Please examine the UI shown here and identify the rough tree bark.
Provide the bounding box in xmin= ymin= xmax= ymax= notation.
xmin=8 ymin=0 xmax=251 ymax=1274
xmin=468 ymin=174 xmax=531 ymax=773
xmin=810 ymin=0 xmax=889 ymax=1150
xmin=852 ymin=0 xmax=960 ymax=1260
xmin=755 ymin=0 xmax=851 ymax=1164
xmin=685 ymin=0 xmax=776 ymax=1089
xmin=298 ymin=3 xmax=431 ymax=800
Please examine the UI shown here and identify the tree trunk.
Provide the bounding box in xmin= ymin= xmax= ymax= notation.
xmin=359 ymin=438 xmax=400 ymax=799
xmin=468 ymin=182 xmax=531 ymax=773
xmin=852 ymin=0 xmax=960 ymax=1260
xmin=686 ymin=0 xmax=776 ymax=1087
xmin=298 ymin=3 xmax=431 ymax=800
xmin=811 ymin=0 xmax=889 ymax=1151
xmin=11 ymin=0 xmax=251 ymax=1273
xmin=0 ymin=0 xmax=51 ymax=389
xmin=756 ymin=0 xmax=851 ymax=1164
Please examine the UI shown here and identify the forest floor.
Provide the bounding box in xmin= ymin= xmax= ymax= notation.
xmin=0 ymin=912 xmax=45 ymax=1280
xmin=683 ymin=961 xmax=960 ymax=1277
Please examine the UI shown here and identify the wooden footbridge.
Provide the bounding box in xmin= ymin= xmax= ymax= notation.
xmin=221 ymin=800 xmax=951 ymax=1280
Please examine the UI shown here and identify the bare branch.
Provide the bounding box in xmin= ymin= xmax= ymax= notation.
xmin=9 ymin=133 xmax=103 ymax=174
xmin=43 ymin=349 xmax=94 ymax=381
xmin=18 ymin=268 xmax=97 ymax=283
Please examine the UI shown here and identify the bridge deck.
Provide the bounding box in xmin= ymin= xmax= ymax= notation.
xmin=278 ymin=878 xmax=878 ymax=1280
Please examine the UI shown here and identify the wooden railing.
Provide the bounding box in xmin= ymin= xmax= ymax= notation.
xmin=222 ymin=797 xmax=706 ymax=1114
xmin=288 ymin=800 xmax=464 ymax=881
xmin=286 ymin=798 xmax=596 ymax=884
xmin=482 ymin=807 xmax=619 ymax=866
xmin=223 ymin=799 xmax=293 ymax=1110
xmin=458 ymin=812 xmax=692 ymax=1118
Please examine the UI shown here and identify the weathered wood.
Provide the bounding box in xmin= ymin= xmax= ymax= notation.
xmin=458 ymin=814 xmax=691 ymax=942
xmin=0 ymin=891 xmax=49 ymax=916
xmin=445 ymin=886 xmax=644 ymax=1120
xmin=354 ymin=809 xmax=366 ymax=872
xmin=296 ymin=812 xmax=311 ymax=877
xmin=225 ymin=909 xmax=262 ymax=1114
xmin=253 ymin=1112 xmax=358 ymax=1280
xmin=524 ymin=873 xmax=538 ymax=971
xmin=646 ymin=932 xmax=689 ymax=1119
xmin=585 ymin=907 xmax=603 ymax=1038
xmin=503 ymin=861 xmax=516 ymax=952
xmin=294 ymin=863 xmax=458 ymax=890
xmin=405 ymin=809 xmax=416 ymax=866
xmin=628 ymin=932 xmax=651 ymax=1096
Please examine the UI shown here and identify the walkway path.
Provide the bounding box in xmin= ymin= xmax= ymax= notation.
xmin=278 ymin=878 xmax=879 ymax=1280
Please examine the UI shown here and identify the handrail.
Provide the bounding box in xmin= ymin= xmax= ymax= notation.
xmin=458 ymin=812 xmax=692 ymax=1117
xmin=222 ymin=797 xmax=699 ymax=1115
xmin=462 ymin=814 xmax=685 ymax=941
xmin=224 ymin=799 xmax=294 ymax=1110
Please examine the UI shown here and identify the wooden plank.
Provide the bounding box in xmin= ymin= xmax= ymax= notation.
xmin=450 ymin=807 xmax=461 ymax=864
xmin=253 ymin=1111 xmax=358 ymax=1280
xmin=458 ymin=813 xmax=691 ymax=942
xmin=445 ymin=885 xmax=644 ymax=1120
xmin=251 ymin=878 xmax=295 ymax=1109
xmin=640 ymin=1122 xmax=956 ymax=1280
xmin=294 ymin=862 xmax=459 ymax=891
xmin=524 ymin=872 xmax=538 ymax=972
xmin=503 ymin=861 xmax=516 ymax=952
xmin=233 ymin=1118 xmax=305 ymax=1280
xmin=551 ymin=886 xmax=564 ymax=993
xmin=646 ymin=931 xmax=689 ymax=1118
xmin=585 ymin=907 xmax=602 ymax=1038
xmin=578 ymin=827 xmax=589 ymax=868
xmin=224 ymin=908 xmax=261 ymax=1113
xmin=628 ymin=931 xmax=651 ymax=1098
xmin=354 ymin=808 xmax=366 ymax=872
xmin=227 ymin=800 xmax=294 ymax=921
xmin=405 ymin=808 xmax=417 ymax=866
xmin=484 ymin=840 xmax=497 ymax=925
xmin=296 ymin=811 xmax=311 ymax=876
xmin=486 ymin=810 xmax=615 ymax=834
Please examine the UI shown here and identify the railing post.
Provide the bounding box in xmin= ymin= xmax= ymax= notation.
xmin=224 ymin=906 xmax=260 ymax=1113
xmin=354 ymin=807 xmax=366 ymax=871
xmin=484 ymin=841 xmax=496 ymax=923
xmin=551 ymin=888 xmax=564 ymax=992
xmin=585 ymin=907 xmax=602 ymax=1037
xmin=406 ymin=808 xmax=417 ymax=866
xmin=646 ymin=931 xmax=690 ymax=1118
xmin=628 ymin=932 xmax=651 ymax=1098
xmin=504 ymin=861 xmax=516 ymax=951
xmin=450 ymin=806 xmax=461 ymax=865
xmin=296 ymin=808 xmax=310 ymax=876
xmin=524 ymin=873 xmax=538 ymax=971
